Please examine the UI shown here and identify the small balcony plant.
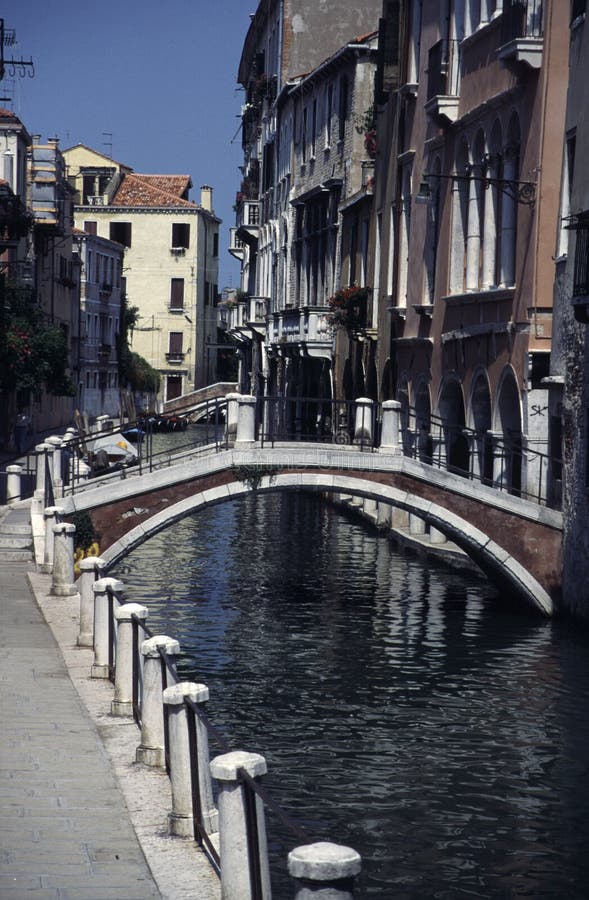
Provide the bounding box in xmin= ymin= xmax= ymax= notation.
xmin=327 ymin=284 xmax=370 ymax=335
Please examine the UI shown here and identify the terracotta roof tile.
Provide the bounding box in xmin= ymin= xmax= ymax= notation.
xmin=111 ymin=173 xmax=199 ymax=209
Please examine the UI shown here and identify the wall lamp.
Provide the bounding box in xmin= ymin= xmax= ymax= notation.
xmin=416 ymin=167 xmax=537 ymax=207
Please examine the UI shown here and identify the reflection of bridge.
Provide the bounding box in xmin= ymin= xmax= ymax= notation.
xmin=48 ymin=396 xmax=561 ymax=616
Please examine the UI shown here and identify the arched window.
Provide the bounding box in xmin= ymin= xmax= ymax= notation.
xmin=499 ymin=114 xmax=520 ymax=287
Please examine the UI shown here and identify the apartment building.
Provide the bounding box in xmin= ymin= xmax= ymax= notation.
xmin=548 ymin=1 xmax=589 ymax=616
xmin=73 ymin=229 xmax=124 ymax=419
xmin=229 ymin=0 xmax=381 ymax=405
xmin=371 ymin=0 xmax=568 ymax=498
xmin=63 ymin=145 xmax=220 ymax=408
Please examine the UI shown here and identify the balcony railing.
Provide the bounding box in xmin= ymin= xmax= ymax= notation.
xmin=426 ymin=38 xmax=460 ymax=102
xmin=501 ymin=0 xmax=543 ymax=43
xmin=498 ymin=0 xmax=544 ymax=67
xmin=270 ymin=307 xmax=332 ymax=348
xmin=235 ymin=200 xmax=260 ymax=230
xmin=165 ymin=351 xmax=186 ymax=363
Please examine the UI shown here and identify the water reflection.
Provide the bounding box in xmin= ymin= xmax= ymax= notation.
xmin=114 ymin=492 xmax=589 ymax=898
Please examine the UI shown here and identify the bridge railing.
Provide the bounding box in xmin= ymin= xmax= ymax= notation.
xmin=256 ymin=395 xmax=378 ymax=450
xmin=401 ymin=406 xmax=560 ymax=508
xmin=79 ymin=586 xmax=358 ymax=897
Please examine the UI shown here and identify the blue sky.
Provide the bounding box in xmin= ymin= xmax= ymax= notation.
xmin=2 ymin=0 xmax=253 ymax=288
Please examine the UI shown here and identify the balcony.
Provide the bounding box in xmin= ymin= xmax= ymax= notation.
xmin=235 ymin=199 xmax=261 ymax=246
xmin=229 ymin=226 xmax=245 ymax=260
xmin=498 ymin=0 xmax=544 ymax=68
xmin=0 ymin=188 xmax=32 ymax=246
xmin=165 ymin=351 xmax=186 ymax=363
xmin=226 ymin=295 xmax=268 ymax=339
xmin=270 ymin=307 xmax=332 ymax=359
xmin=424 ymin=38 xmax=461 ymax=124
xmin=97 ymin=343 xmax=111 ymax=361
xmin=99 ymin=282 xmax=112 ymax=296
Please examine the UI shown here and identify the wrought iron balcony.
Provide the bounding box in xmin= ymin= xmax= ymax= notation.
xmin=165 ymin=351 xmax=186 ymax=363
xmin=498 ymin=0 xmax=544 ymax=68
xmin=425 ymin=39 xmax=461 ymax=124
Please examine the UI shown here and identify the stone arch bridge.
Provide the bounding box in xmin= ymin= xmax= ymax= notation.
xmin=57 ymin=443 xmax=562 ymax=616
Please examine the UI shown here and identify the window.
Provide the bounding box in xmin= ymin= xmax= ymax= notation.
xmin=169 ymin=332 xmax=183 ymax=353
xmin=311 ymin=98 xmax=317 ymax=157
xmin=170 ymin=278 xmax=184 ymax=311
xmin=109 ymin=222 xmax=132 ymax=247
xmin=572 ymin=213 xmax=589 ymax=296
xmin=172 ymin=222 xmax=190 ymax=249
xmin=213 ymin=232 xmax=219 ymax=257
xmin=84 ymin=221 xmax=97 ymax=235
xmin=557 ymin=131 xmax=576 ymax=258
xmin=338 ymin=76 xmax=349 ymax=142
xmin=325 ymin=83 xmax=334 ymax=147
xmin=302 ymin=107 xmax=308 ymax=162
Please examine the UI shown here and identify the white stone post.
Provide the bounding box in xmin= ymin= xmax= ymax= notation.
xmin=225 ymin=392 xmax=241 ymax=446
xmin=112 ymin=603 xmax=148 ymax=717
xmin=43 ymin=505 xmax=65 ymax=573
xmin=210 ymin=750 xmax=271 ymax=900
xmin=51 ymin=523 xmax=77 ymax=596
xmin=288 ymin=842 xmax=362 ymax=900
xmin=379 ymin=400 xmax=402 ymax=452
xmin=392 ymin=506 xmax=409 ymax=530
xmin=465 ymin=170 xmax=481 ymax=292
xmin=137 ymin=635 xmax=181 ymax=767
xmin=6 ymin=465 xmax=22 ymax=505
xmin=235 ymin=395 xmax=257 ymax=446
xmin=77 ymin=556 xmax=106 ymax=647
xmin=353 ymin=398 xmax=373 ymax=447
xmin=45 ymin=436 xmax=63 ymax=496
xmin=163 ymin=682 xmax=217 ymax=838
xmin=34 ymin=443 xmax=50 ymax=498
xmin=92 ymin=577 xmax=124 ymax=678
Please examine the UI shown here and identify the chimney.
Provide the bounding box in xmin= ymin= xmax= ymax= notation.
xmin=200 ymin=184 xmax=213 ymax=212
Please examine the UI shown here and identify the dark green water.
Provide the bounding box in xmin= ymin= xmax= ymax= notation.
xmin=113 ymin=491 xmax=589 ymax=898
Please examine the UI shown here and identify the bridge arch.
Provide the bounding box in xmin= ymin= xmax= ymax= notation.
xmin=98 ymin=472 xmax=552 ymax=616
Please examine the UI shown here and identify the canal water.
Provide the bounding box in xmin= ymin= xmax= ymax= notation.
xmin=113 ymin=489 xmax=589 ymax=898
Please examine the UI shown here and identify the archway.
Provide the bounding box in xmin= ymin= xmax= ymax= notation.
xmin=438 ymin=378 xmax=468 ymax=475
xmin=470 ymin=370 xmax=493 ymax=484
xmin=495 ymin=366 xmax=523 ymax=496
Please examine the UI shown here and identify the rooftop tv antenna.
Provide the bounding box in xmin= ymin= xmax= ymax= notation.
xmin=0 ymin=19 xmax=34 ymax=81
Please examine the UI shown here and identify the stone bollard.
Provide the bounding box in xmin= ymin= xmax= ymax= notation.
xmin=235 ymin=395 xmax=257 ymax=446
xmin=137 ymin=635 xmax=181 ymax=767
xmin=225 ymin=392 xmax=241 ymax=446
xmin=210 ymin=750 xmax=271 ymax=900
xmin=45 ymin=436 xmax=64 ymax=496
xmin=353 ymin=398 xmax=373 ymax=447
xmin=77 ymin=556 xmax=106 ymax=647
xmin=288 ymin=841 xmax=362 ymax=899
xmin=34 ymin=443 xmax=50 ymax=498
xmin=43 ymin=506 xmax=65 ymax=573
xmin=92 ymin=577 xmax=124 ymax=678
xmin=112 ymin=603 xmax=148 ymax=717
xmin=379 ymin=400 xmax=402 ymax=452
xmin=376 ymin=502 xmax=392 ymax=528
xmin=163 ymin=682 xmax=218 ymax=837
xmin=51 ymin=523 xmax=77 ymax=596
xmin=6 ymin=465 xmax=22 ymax=505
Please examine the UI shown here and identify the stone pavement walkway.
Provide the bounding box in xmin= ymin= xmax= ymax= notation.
xmin=0 ymin=556 xmax=220 ymax=900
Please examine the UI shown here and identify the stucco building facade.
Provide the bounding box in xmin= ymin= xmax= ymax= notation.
xmin=63 ymin=145 xmax=220 ymax=409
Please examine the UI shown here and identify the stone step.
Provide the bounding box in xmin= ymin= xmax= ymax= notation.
xmin=0 ymin=548 xmax=33 ymax=561
xmin=0 ymin=523 xmax=32 ymax=537
xmin=0 ymin=534 xmax=33 ymax=549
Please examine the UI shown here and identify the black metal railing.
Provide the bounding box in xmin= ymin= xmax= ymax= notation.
xmin=426 ymin=38 xmax=460 ymax=101
xmin=256 ymin=396 xmax=378 ymax=450
xmin=126 ymin=605 xmax=314 ymax=891
xmin=501 ymin=0 xmax=544 ymax=43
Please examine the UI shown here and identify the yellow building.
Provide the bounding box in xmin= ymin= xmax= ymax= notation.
xmin=63 ymin=145 xmax=220 ymax=408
